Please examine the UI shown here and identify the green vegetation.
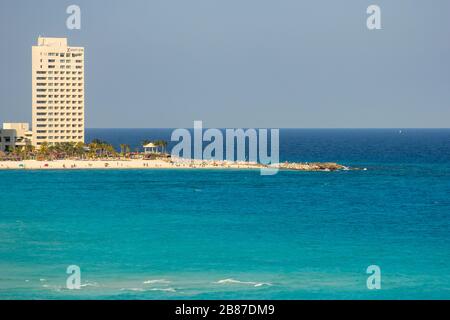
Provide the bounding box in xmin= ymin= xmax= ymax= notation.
xmin=0 ymin=139 xmax=169 ymax=161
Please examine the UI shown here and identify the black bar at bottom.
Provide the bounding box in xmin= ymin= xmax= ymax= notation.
xmin=0 ymin=300 xmax=446 ymax=318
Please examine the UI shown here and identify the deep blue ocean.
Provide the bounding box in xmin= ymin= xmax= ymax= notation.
xmin=0 ymin=129 xmax=449 ymax=299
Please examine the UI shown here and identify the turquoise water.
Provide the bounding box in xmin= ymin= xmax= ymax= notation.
xmin=0 ymin=129 xmax=449 ymax=299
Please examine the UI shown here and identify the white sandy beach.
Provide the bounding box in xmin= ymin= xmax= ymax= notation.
xmin=0 ymin=159 xmax=264 ymax=170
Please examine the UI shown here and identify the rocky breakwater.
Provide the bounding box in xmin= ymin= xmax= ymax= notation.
xmin=278 ymin=162 xmax=349 ymax=171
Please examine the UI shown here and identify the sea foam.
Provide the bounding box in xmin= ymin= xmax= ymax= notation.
xmin=143 ymin=279 xmax=171 ymax=285
xmin=215 ymin=278 xmax=272 ymax=287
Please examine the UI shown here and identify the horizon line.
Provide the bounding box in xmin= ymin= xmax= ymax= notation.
xmin=84 ymin=127 xmax=450 ymax=130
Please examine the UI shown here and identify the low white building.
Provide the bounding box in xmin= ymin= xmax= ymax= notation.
xmin=0 ymin=123 xmax=33 ymax=152
xmin=0 ymin=129 xmax=16 ymax=152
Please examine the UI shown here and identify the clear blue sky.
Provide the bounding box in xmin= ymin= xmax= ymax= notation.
xmin=0 ymin=0 xmax=449 ymax=128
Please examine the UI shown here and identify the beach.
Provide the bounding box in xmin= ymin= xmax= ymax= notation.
xmin=0 ymin=159 xmax=349 ymax=171
xmin=0 ymin=159 xmax=264 ymax=170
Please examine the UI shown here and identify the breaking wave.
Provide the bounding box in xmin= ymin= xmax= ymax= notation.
xmin=215 ymin=278 xmax=272 ymax=287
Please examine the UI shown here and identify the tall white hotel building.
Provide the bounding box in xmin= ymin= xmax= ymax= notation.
xmin=31 ymin=37 xmax=84 ymax=147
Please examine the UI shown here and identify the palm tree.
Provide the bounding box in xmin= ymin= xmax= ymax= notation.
xmin=119 ymin=144 xmax=130 ymax=157
xmin=119 ymin=144 xmax=126 ymax=155
xmin=104 ymin=143 xmax=117 ymax=157
xmin=88 ymin=139 xmax=102 ymax=158
xmin=160 ymin=140 xmax=168 ymax=153
xmin=153 ymin=140 xmax=168 ymax=153
xmin=88 ymin=139 xmax=116 ymax=157
xmin=23 ymin=144 xmax=35 ymax=159
xmin=38 ymin=142 xmax=50 ymax=159
xmin=74 ymin=142 xmax=86 ymax=158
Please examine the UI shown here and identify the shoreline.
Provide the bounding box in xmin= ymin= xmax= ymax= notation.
xmin=0 ymin=159 xmax=348 ymax=171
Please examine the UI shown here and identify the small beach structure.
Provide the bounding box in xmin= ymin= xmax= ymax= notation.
xmin=143 ymin=142 xmax=160 ymax=154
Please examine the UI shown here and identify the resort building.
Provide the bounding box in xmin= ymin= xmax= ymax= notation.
xmin=32 ymin=37 xmax=85 ymax=147
xmin=0 ymin=123 xmax=32 ymax=152
xmin=2 ymin=123 xmax=33 ymax=148
xmin=0 ymin=128 xmax=15 ymax=152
